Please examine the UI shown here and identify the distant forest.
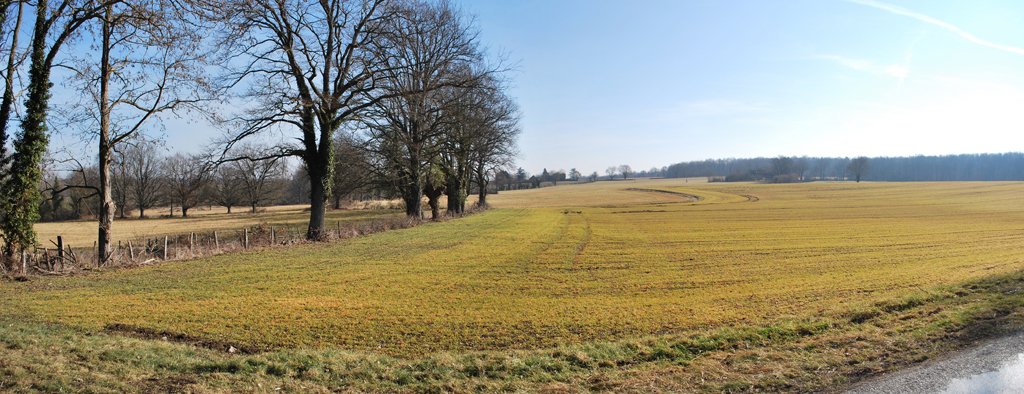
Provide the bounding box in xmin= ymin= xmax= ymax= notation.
xmin=661 ymin=153 xmax=1024 ymax=182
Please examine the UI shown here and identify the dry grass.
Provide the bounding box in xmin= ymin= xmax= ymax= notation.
xmin=34 ymin=204 xmax=403 ymax=248
xmin=2 ymin=269 xmax=1023 ymax=393
xmin=7 ymin=181 xmax=1024 ymax=357
xmin=5 ymin=179 xmax=1024 ymax=392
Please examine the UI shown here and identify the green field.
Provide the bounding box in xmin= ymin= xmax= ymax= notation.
xmin=4 ymin=179 xmax=1024 ymax=392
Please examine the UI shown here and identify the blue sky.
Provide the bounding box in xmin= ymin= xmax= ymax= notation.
xmin=123 ymin=0 xmax=1024 ymax=177
xmin=459 ymin=0 xmax=1024 ymax=176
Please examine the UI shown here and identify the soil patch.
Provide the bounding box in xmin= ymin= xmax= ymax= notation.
xmin=105 ymin=323 xmax=262 ymax=354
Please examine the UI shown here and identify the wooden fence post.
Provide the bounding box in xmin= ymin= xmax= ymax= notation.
xmin=127 ymin=240 xmax=135 ymax=260
xmin=190 ymin=233 xmax=194 ymax=251
xmin=163 ymin=236 xmax=168 ymax=260
xmin=271 ymin=227 xmax=276 ymax=245
xmin=57 ymin=236 xmax=64 ymax=261
xmin=244 ymin=228 xmax=249 ymax=249
xmin=337 ymin=221 xmax=341 ymax=237
xmin=214 ymin=231 xmax=219 ymax=248
xmin=21 ymin=250 xmax=26 ymax=275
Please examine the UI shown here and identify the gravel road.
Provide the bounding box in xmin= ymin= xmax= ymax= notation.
xmin=845 ymin=330 xmax=1024 ymax=394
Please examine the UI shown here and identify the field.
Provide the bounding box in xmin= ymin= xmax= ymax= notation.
xmin=4 ymin=179 xmax=1024 ymax=392
xmin=33 ymin=204 xmax=403 ymax=248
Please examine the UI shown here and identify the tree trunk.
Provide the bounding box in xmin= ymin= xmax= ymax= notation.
xmin=96 ymin=5 xmax=113 ymax=265
xmin=476 ymin=165 xmax=489 ymax=207
xmin=445 ymin=178 xmax=464 ymax=215
xmin=424 ymin=183 xmax=444 ymax=220
xmin=181 ymin=206 xmax=189 ymax=217
xmin=403 ymin=154 xmax=423 ymax=218
xmin=308 ymin=174 xmax=327 ymax=239
xmin=226 ymin=205 xmax=232 ymax=214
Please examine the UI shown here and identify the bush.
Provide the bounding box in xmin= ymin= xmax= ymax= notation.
xmin=725 ymin=172 xmax=755 ymax=182
xmin=771 ymin=174 xmax=800 ymax=183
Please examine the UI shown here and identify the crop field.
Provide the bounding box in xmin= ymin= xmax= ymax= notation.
xmin=5 ymin=179 xmax=1024 ymax=364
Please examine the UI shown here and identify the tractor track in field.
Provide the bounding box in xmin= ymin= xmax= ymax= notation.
xmin=625 ymin=188 xmax=704 ymax=202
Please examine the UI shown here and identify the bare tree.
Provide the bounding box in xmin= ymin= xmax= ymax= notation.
xmin=813 ymin=158 xmax=830 ymax=181
xmin=846 ymin=156 xmax=871 ymax=183
xmin=3 ymin=0 xmax=124 ymax=261
xmin=110 ymin=150 xmax=131 ymax=217
xmin=469 ymin=84 xmax=519 ymax=207
xmin=569 ymin=168 xmax=581 ymax=181
xmin=605 ymin=166 xmax=617 ymax=180
xmin=771 ymin=156 xmax=794 ymax=177
xmin=332 ymin=132 xmax=372 ymax=209
xmin=123 ymin=143 xmax=162 ymax=217
xmin=285 ymin=167 xmax=311 ymax=205
xmin=364 ymin=0 xmax=492 ymax=218
xmin=210 ymin=165 xmax=243 ymax=213
xmin=794 ymin=158 xmax=809 ymax=181
xmin=209 ymin=0 xmax=394 ymax=239
xmin=230 ymin=147 xmax=284 ymax=213
xmin=57 ymin=0 xmax=211 ymax=263
xmin=422 ymin=164 xmax=445 ymax=219
xmin=618 ymin=164 xmax=632 ymax=180
xmin=164 ymin=153 xmax=209 ymax=217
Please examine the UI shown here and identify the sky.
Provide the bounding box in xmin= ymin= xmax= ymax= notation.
xmin=55 ymin=0 xmax=1024 ymax=177
xmin=456 ymin=0 xmax=1024 ymax=176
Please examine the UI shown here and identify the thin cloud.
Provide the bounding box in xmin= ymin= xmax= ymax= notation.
xmin=820 ymin=55 xmax=907 ymax=79
xmin=848 ymin=0 xmax=1024 ymax=55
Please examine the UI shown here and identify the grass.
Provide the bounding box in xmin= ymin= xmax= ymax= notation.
xmin=5 ymin=179 xmax=1024 ymax=391
xmin=33 ymin=204 xmax=402 ymax=248
xmin=3 ymin=269 xmax=1024 ymax=392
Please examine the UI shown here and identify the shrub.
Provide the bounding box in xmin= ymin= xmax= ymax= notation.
xmin=772 ymin=174 xmax=800 ymax=183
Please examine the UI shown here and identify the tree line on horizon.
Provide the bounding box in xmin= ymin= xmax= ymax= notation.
xmin=0 ymin=0 xmax=520 ymax=271
xmin=664 ymin=153 xmax=1024 ymax=183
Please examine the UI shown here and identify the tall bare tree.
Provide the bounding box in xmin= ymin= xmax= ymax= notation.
xmin=110 ymin=150 xmax=131 ymax=218
xmin=210 ymin=165 xmax=243 ymax=213
xmin=618 ymin=165 xmax=632 ymax=180
xmin=332 ymin=132 xmax=372 ymax=209
xmin=847 ymin=156 xmax=871 ymax=183
xmin=230 ymin=146 xmax=284 ymax=213
xmin=3 ymin=0 xmax=122 ymax=261
xmin=122 ymin=142 xmax=161 ymax=218
xmin=364 ymin=0 xmax=487 ymax=218
xmin=209 ymin=0 xmax=394 ymax=239
xmin=813 ymin=158 xmax=830 ymax=181
xmin=468 ymin=82 xmax=518 ymax=207
xmin=58 ymin=0 xmax=211 ymax=263
xmin=605 ymin=166 xmax=617 ymax=180
xmin=164 ymin=153 xmax=209 ymax=217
